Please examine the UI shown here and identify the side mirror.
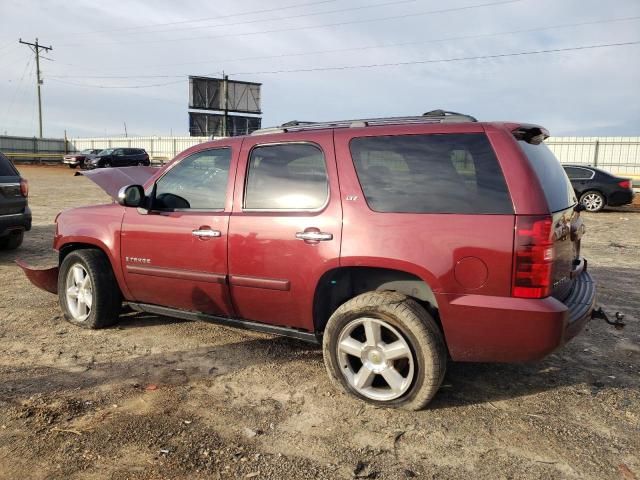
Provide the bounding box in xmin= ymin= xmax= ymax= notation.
xmin=117 ymin=184 xmax=145 ymax=207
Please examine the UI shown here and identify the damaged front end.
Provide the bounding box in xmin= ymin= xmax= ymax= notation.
xmin=15 ymin=259 xmax=58 ymax=294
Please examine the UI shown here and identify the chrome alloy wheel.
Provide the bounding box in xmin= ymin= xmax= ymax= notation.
xmin=65 ymin=264 xmax=93 ymax=321
xmin=582 ymin=192 xmax=604 ymax=211
xmin=337 ymin=317 xmax=415 ymax=401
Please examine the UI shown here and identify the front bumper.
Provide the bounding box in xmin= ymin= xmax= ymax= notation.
xmin=63 ymin=158 xmax=80 ymax=166
xmin=0 ymin=207 xmax=32 ymax=236
xmin=442 ymin=268 xmax=596 ymax=362
xmin=16 ymin=259 xmax=58 ymax=294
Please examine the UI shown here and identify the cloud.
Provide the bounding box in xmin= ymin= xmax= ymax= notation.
xmin=0 ymin=0 xmax=638 ymax=137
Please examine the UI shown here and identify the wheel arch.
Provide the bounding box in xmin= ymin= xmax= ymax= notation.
xmin=58 ymin=240 xmax=129 ymax=299
xmin=313 ymin=266 xmax=440 ymax=333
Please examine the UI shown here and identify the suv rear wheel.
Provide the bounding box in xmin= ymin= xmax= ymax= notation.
xmin=323 ymin=291 xmax=446 ymax=410
xmin=58 ymin=249 xmax=122 ymax=329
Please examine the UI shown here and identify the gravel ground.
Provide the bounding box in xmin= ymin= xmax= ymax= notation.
xmin=0 ymin=165 xmax=639 ymax=480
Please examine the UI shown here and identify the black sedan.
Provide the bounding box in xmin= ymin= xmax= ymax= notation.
xmin=563 ymin=165 xmax=634 ymax=212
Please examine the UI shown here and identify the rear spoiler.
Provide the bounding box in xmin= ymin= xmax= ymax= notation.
xmin=512 ymin=124 xmax=550 ymax=145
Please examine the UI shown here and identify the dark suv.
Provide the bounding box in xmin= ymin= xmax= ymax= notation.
xmin=0 ymin=152 xmax=31 ymax=250
xmin=85 ymin=148 xmax=150 ymax=169
xmin=20 ymin=111 xmax=597 ymax=410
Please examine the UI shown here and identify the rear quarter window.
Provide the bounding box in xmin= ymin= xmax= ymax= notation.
xmin=519 ymin=141 xmax=576 ymax=212
xmin=0 ymin=153 xmax=18 ymax=176
xmin=349 ymin=133 xmax=513 ymax=214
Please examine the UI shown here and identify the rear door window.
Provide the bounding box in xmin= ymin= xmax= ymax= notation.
xmin=244 ymin=143 xmax=328 ymax=210
xmin=564 ymin=166 xmax=593 ymax=180
xmin=519 ymin=142 xmax=576 ymax=212
xmin=349 ymin=133 xmax=512 ymax=214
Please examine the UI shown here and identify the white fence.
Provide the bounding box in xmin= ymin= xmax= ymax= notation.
xmin=547 ymin=137 xmax=640 ymax=177
xmin=69 ymin=136 xmax=214 ymax=163
xmin=4 ymin=134 xmax=640 ymax=176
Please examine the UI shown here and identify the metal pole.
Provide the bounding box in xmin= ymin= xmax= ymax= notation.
xmin=19 ymin=38 xmax=52 ymax=138
xmin=222 ymin=74 xmax=229 ymax=137
xmin=593 ymin=140 xmax=600 ymax=167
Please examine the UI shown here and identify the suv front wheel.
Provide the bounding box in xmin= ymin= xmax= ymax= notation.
xmin=58 ymin=249 xmax=122 ymax=329
xmin=323 ymin=291 xmax=446 ymax=410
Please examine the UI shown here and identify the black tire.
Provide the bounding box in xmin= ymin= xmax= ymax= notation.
xmin=103 ymin=161 xmax=111 ymax=168
xmin=58 ymin=249 xmax=122 ymax=329
xmin=0 ymin=230 xmax=24 ymax=250
xmin=322 ymin=291 xmax=446 ymax=410
xmin=580 ymin=190 xmax=606 ymax=212
xmin=68 ymin=164 xmax=76 ymax=169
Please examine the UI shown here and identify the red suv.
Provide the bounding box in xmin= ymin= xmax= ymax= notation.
xmin=20 ymin=110 xmax=596 ymax=410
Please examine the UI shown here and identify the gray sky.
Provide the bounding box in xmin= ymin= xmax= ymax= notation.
xmin=0 ymin=0 xmax=639 ymax=138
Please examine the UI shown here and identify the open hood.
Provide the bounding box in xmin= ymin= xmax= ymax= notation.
xmin=75 ymin=166 xmax=158 ymax=199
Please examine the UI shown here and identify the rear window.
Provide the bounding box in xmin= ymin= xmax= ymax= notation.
xmin=349 ymin=133 xmax=513 ymax=214
xmin=519 ymin=141 xmax=576 ymax=212
xmin=0 ymin=152 xmax=18 ymax=176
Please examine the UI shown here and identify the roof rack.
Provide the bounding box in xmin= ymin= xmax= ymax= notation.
xmin=251 ymin=109 xmax=477 ymax=135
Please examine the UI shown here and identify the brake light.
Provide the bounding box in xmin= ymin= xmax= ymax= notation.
xmin=618 ymin=179 xmax=632 ymax=189
xmin=512 ymin=216 xmax=554 ymax=299
xmin=19 ymin=178 xmax=29 ymax=197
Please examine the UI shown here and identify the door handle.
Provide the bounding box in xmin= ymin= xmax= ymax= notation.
xmin=192 ymin=229 xmax=221 ymax=238
xmin=295 ymin=231 xmax=333 ymax=242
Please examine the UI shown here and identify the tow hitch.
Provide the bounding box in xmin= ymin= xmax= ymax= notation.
xmin=591 ymin=307 xmax=625 ymax=330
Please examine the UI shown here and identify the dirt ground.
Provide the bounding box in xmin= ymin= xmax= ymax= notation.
xmin=1 ymin=165 xmax=639 ymax=480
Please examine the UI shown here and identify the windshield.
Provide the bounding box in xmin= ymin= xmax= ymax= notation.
xmin=98 ymin=149 xmax=114 ymax=156
xmin=80 ymin=149 xmax=94 ymax=154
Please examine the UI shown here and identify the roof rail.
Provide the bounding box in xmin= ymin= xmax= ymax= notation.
xmin=251 ymin=109 xmax=477 ymax=135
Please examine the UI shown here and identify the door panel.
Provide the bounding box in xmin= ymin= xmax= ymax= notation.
xmin=121 ymin=211 xmax=233 ymax=314
xmin=120 ymin=145 xmax=238 ymax=316
xmin=228 ymin=132 xmax=342 ymax=330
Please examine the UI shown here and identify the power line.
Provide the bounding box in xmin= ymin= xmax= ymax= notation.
xmin=47 ymin=15 xmax=640 ymax=78
xmin=58 ymin=0 xmax=339 ymax=37
xmin=70 ymin=0 xmax=423 ymax=39
xmin=228 ymin=40 xmax=640 ymax=76
xmin=59 ymin=0 xmax=524 ymax=47
xmin=47 ymin=40 xmax=640 ymax=89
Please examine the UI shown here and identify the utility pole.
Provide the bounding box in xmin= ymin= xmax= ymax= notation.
xmin=222 ymin=73 xmax=229 ymax=137
xmin=19 ymin=38 xmax=52 ymax=138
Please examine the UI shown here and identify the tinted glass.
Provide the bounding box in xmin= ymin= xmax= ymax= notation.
xmin=519 ymin=141 xmax=576 ymax=212
xmin=245 ymin=143 xmax=328 ymax=210
xmin=0 ymin=153 xmax=18 ymax=176
xmin=350 ymin=133 xmax=512 ymax=214
xmin=154 ymin=148 xmax=230 ymax=210
xmin=99 ymin=149 xmax=114 ymax=156
xmin=563 ymin=166 xmax=593 ymax=180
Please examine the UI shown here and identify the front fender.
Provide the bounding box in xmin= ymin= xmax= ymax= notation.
xmin=54 ymin=204 xmax=132 ymax=300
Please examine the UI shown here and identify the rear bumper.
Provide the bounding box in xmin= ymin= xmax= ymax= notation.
xmin=0 ymin=207 xmax=32 ymax=236
xmin=608 ymin=189 xmax=634 ymax=206
xmin=442 ymin=269 xmax=596 ymax=362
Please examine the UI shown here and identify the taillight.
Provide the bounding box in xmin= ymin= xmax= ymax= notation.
xmin=512 ymin=215 xmax=554 ymax=299
xmin=618 ymin=179 xmax=632 ymax=189
xmin=19 ymin=178 xmax=29 ymax=197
